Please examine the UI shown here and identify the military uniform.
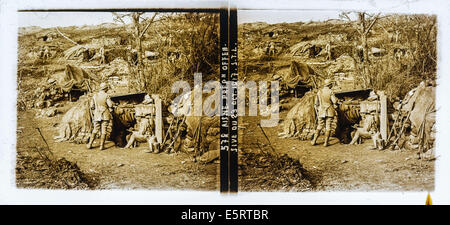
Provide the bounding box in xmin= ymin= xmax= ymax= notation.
xmin=325 ymin=42 xmax=331 ymax=60
xmin=99 ymin=47 xmax=105 ymax=65
xmin=349 ymin=91 xmax=383 ymax=150
xmin=87 ymin=83 xmax=113 ymax=150
xmin=311 ymin=80 xmax=338 ymax=147
xmin=124 ymin=95 xmax=159 ymax=153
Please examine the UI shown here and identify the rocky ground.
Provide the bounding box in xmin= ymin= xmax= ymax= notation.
xmin=16 ymin=109 xmax=218 ymax=190
xmin=238 ymin=113 xmax=434 ymax=192
xmin=15 ymin=100 xmax=434 ymax=192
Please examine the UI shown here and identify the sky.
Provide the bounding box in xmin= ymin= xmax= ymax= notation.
xmin=18 ymin=10 xmax=351 ymax=28
xmin=19 ymin=12 xmax=130 ymax=28
xmin=237 ymin=10 xmax=352 ymax=24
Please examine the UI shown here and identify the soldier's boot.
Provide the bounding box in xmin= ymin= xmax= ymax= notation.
xmin=144 ymin=139 xmax=154 ymax=153
xmin=323 ymin=131 xmax=331 ymax=147
xmin=349 ymin=132 xmax=359 ymax=145
xmin=369 ymin=135 xmax=379 ymax=150
xmin=124 ymin=135 xmax=135 ymax=149
xmin=86 ymin=133 xmax=96 ymax=149
xmin=310 ymin=130 xmax=320 ymax=146
xmin=153 ymin=143 xmax=160 ymax=154
xmin=99 ymin=134 xmax=106 ymax=151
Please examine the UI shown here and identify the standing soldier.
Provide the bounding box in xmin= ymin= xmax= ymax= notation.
xmin=325 ymin=41 xmax=332 ymax=60
xmin=268 ymin=41 xmax=276 ymax=56
xmin=87 ymin=82 xmax=114 ymax=150
xmin=99 ymin=45 xmax=105 ymax=65
xmin=43 ymin=46 xmax=50 ymax=61
xmin=311 ymin=79 xmax=338 ymax=147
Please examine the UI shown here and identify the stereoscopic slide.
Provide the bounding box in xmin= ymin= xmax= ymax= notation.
xmin=1 ymin=0 xmax=449 ymax=206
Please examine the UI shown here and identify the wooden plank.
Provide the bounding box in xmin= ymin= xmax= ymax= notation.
xmin=154 ymin=95 xmax=163 ymax=144
xmin=379 ymin=91 xmax=388 ymax=141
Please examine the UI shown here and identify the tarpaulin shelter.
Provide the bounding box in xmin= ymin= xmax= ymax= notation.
xmin=53 ymin=96 xmax=93 ymax=143
xmin=57 ymin=64 xmax=99 ymax=93
xmin=279 ymin=90 xmax=338 ymax=140
xmin=169 ymin=90 xmax=220 ymax=158
xmin=396 ymin=82 xmax=436 ymax=153
xmin=286 ymin=61 xmax=321 ymax=88
xmin=64 ymin=44 xmax=100 ymax=60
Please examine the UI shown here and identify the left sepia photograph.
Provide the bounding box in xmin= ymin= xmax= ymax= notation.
xmin=16 ymin=11 xmax=221 ymax=190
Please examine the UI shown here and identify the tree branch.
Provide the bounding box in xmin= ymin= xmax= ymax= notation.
xmin=112 ymin=12 xmax=129 ymax=25
xmin=139 ymin=13 xmax=159 ymax=39
xmin=55 ymin=27 xmax=79 ymax=46
xmin=365 ymin=13 xmax=381 ymax=35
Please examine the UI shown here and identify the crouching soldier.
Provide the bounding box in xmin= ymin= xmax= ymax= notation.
xmin=124 ymin=95 xmax=160 ymax=153
xmin=87 ymin=83 xmax=114 ymax=150
xmin=311 ymin=79 xmax=338 ymax=147
xmin=349 ymin=91 xmax=384 ymax=150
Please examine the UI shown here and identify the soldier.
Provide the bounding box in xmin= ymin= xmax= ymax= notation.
xmin=268 ymin=41 xmax=276 ymax=56
xmin=99 ymin=45 xmax=105 ymax=65
xmin=325 ymin=41 xmax=332 ymax=60
xmin=349 ymin=91 xmax=383 ymax=150
xmin=349 ymin=113 xmax=382 ymax=150
xmin=43 ymin=46 xmax=50 ymax=60
xmin=86 ymin=83 xmax=114 ymax=150
xmin=124 ymin=95 xmax=159 ymax=153
xmin=311 ymin=79 xmax=338 ymax=147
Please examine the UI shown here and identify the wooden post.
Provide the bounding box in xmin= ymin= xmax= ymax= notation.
xmin=379 ymin=91 xmax=388 ymax=141
xmin=154 ymin=94 xmax=163 ymax=144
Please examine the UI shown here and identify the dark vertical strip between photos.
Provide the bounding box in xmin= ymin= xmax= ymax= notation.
xmin=228 ymin=9 xmax=238 ymax=193
xmin=219 ymin=8 xmax=229 ymax=193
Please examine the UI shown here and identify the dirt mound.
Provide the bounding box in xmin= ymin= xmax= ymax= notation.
xmin=239 ymin=152 xmax=313 ymax=191
xmin=16 ymin=154 xmax=98 ymax=189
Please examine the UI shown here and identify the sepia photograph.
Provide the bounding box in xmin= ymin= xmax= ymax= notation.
xmin=15 ymin=10 xmax=222 ymax=190
xmin=237 ymin=10 xmax=436 ymax=192
xmin=2 ymin=0 xmax=450 ymax=206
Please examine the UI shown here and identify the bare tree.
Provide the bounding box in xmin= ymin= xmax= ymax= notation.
xmin=113 ymin=12 xmax=159 ymax=91
xmin=340 ymin=11 xmax=380 ymax=88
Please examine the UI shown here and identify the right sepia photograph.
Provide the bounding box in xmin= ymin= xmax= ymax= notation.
xmin=237 ymin=10 xmax=436 ymax=192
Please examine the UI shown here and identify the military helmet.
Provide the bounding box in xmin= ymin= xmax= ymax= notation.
xmin=142 ymin=94 xmax=154 ymax=104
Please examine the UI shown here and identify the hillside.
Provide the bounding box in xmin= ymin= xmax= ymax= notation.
xmin=238 ymin=14 xmax=437 ymax=100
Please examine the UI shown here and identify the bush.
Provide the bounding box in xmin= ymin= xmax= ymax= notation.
xmin=366 ymin=14 xmax=437 ymax=100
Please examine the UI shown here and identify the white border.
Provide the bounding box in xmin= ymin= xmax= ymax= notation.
xmin=1 ymin=0 xmax=449 ymax=205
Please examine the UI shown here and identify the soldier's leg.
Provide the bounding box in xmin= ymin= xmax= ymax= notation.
xmin=323 ymin=117 xmax=332 ymax=147
xmin=124 ymin=133 xmax=136 ymax=148
xmin=311 ymin=118 xmax=324 ymax=146
xmin=87 ymin=121 xmax=100 ymax=149
xmin=151 ymin=136 xmax=160 ymax=154
xmin=376 ymin=132 xmax=384 ymax=150
xmin=370 ymin=132 xmax=383 ymax=150
xmin=349 ymin=129 xmax=361 ymax=145
xmin=106 ymin=119 xmax=113 ymax=140
xmin=144 ymin=137 xmax=154 ymax=153
xmin=99 ymin=120 xmax=108 ymax=150
xmin=368 ymin=134 xmax=377 ymax=150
